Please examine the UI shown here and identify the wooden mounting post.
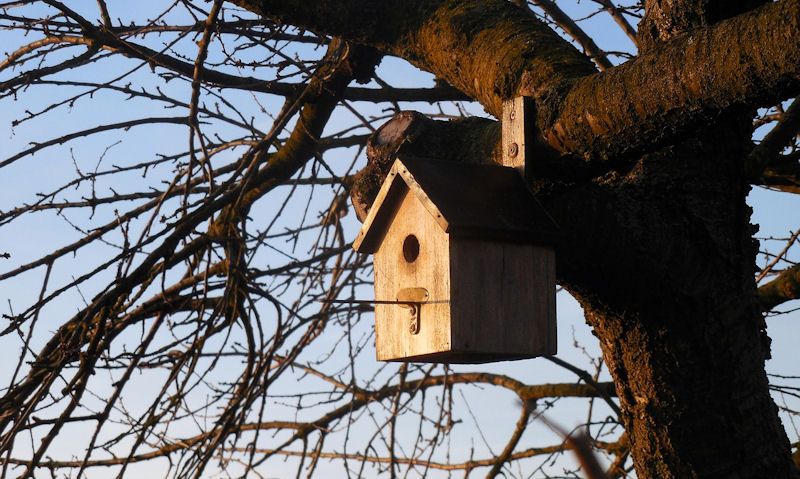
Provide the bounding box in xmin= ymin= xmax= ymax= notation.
xmin=501 ymin=96 xmax=535 ymax=179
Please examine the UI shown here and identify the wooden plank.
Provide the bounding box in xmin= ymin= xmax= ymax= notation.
xmin=448 ymin=238 xmax=556 ymax=358
xmin=501 ymin=96 xmax=535 ymax=178
xmin=353 ymin=161 xmax=404 ymax=253
xmin=373 ymin=188 xmax=452 ymax=361
xmin=394 ymin=160 xmax=449 ymax=232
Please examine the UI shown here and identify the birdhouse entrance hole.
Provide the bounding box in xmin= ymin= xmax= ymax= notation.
xmin=402 ymin=234 xmax=419 ymax=263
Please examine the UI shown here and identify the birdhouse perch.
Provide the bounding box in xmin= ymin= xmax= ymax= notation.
xmin=352 ymin=98 xmax=558 ymax=363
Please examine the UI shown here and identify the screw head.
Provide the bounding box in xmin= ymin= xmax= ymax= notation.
xmin=509 ymin=109 xmax=516 ymax=120
xmin=508 ymin=142 xmax=519 ymax=158
xmin=408 ymin=305 xmax=420 ymax=335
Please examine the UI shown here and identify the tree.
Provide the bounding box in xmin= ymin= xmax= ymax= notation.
xmin=0 ymin=1 xmax=799 ymax=478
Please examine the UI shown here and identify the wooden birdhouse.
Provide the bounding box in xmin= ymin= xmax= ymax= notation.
xmin=352 ymin=153 xmax=559 ymax=363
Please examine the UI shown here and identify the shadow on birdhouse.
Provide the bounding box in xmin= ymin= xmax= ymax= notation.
xmin=353 ymin=157 xmax=559 ymax=363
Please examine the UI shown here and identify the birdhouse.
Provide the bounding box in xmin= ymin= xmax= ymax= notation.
xmin=352 ymin=156 xmax=559 ymax=363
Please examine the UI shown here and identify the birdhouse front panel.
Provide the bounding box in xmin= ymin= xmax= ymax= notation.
xmin=373 ymin=187 xmax=452 ymax=361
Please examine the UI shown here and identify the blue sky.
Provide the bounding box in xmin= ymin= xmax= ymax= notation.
xmin=1 ymin=1 xmax=798 ymax=477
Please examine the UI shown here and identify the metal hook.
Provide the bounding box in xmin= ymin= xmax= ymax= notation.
xmin=396 ymin=288 xmax=428 ymax=336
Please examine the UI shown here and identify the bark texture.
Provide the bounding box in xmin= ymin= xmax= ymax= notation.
xmin=637 ymin=0 xmax=769 ymax=50
xmin=234 ymin=0 xmax=800 ymax=164
xmin=561 ymin=1 xmax=793 ymax=475
xmin=557 ymin=126 xmax=793 ymax=478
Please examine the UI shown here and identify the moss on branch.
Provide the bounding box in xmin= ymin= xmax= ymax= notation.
xmin=234 ymin=0 xmax=800 ymax=166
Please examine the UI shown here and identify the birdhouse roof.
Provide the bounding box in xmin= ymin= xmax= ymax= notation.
xmin=353 ymin=157 xmax=560 ymax=253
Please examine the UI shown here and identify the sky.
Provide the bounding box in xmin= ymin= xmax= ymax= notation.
xmin=0 ymin=1 xmax=798 ymax=478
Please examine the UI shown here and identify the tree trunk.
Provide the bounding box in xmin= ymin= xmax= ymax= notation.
xmin=556 ymin=118 xmax=794 ymax=477
xmin=579 ymin=295 xmax=789 ymax=478
xmin=565 ymin=3 xmax=793 ymax=473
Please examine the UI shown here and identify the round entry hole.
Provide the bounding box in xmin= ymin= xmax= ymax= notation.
xmin=402 ymin=235 xmax=420 ymax=263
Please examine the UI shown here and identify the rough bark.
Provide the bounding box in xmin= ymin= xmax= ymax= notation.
xmin=559 ymin=129 xmax=793 ymax=478
xmin=561 ymin=1 xmax=794 ymax=475
xmin=637 ymin=0 xmax=769 ymax=50
xmin=233 ymin=0 xmax=800 ymax=166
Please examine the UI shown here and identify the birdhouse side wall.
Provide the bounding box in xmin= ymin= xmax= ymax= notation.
xmin=373 ymin=188 xmax=452 ymax=361
xmin=448 ymin=238 xmax=557 ymax=357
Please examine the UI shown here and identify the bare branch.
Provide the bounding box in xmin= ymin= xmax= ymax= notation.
xmin=760 ymin=264 xmax=800 ymax=311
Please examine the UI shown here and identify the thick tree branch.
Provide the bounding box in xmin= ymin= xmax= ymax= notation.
xmin=748 ymin=98 xmax=800 ymax=179
xmin=231 ymin=0 xmax=595 ymax=116
xmin=543 ymin=0 xmax=800 ymax=162
xmin=759 ymin=151 xmax=800 ymax=193
xmin=636 ymin=0 xmax=768 ymax=51
xmin=234 ymin=0 xmax=800 ymax=165
xmin=759 ymin=264 xmax=800 ymax=311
